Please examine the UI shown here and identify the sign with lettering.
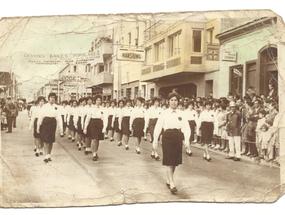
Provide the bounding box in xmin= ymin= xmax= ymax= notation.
xmin=222 ymin=50 xmax=237 ymax=62
xmin=117 ymin=48 xmax=145 ymax=62
xmin=24 ymin=52 xmax=100 ymax=65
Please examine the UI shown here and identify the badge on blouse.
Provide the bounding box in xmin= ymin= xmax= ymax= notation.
xmin=55 ymin=107 xmax=57 ymax=110
xmin=101 ymin=111 xmax=103 ymax=114
xmin=178 ymin=117 xmax=182 ymax=121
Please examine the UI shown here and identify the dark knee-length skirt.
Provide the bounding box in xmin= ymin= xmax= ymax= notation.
xmin=68 ymin=115 xmax=75 ymax=131
xmin=113 ymin=117 xmax=121 ymax=133
xmin=106 ymin=115 xmax=114 ymax=131
xmin=162 ymin=129 xmax=184 ymax=166
xmin=40 ymin=117 xmax=57 ymax=144
xmin=132 ymin=118 xmax=145 ymax=138
xmin=201 ymin=121 xmax=214 ymax=144
xmin=148 ymin=118 xmax=158 ymax=142
xmin=87 ymin=118 xmax=104 ymax=140
xmin=121 ymin=116 xmax=130 ymax=135
xmin=61 ymin=115 xmax=67 ymax=132
xmin=33 ymin=118 xmax=40 ymax=138
xmin=77 ymin=116 xmax=83 ymax=135
xmin=188 ymin=120 xmax=196 ymax=142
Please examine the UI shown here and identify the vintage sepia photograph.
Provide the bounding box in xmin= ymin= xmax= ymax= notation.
xmin=0 ymin=8 xmax=284 ymax=207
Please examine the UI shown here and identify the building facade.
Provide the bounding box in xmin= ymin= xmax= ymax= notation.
xmin=58 ymin=63 xmax=91 ymax=101
xmin=140 ymin=18 xmax=223 ymax=99
xmin=216 ymin=17 xmax=282 ymax=98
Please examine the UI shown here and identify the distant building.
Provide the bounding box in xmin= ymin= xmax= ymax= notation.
xmin=58 ymin=64 xmax=91 ymax=101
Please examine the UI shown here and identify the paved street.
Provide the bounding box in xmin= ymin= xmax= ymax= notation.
xmin=0 ymin=111 xmax=280 ymax=207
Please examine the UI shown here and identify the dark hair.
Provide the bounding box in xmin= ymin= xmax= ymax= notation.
xmin=168 ymin=92 xmax=180 ymax=101
xmin=86 ymin=96 xmax=93 ymax=102
xmin=37 ymin=96 xmax=46 ymax=104
xmin=152 ymin=97 xmax=160 ymax=104
xmin=118 ymin=99 xmax=125 ymax=106
xmin=110 ymin=100 xmax=117 ymax=106
xmin=136 ymin=97 xmax=145 ymax=103
xmin=48 ymin=92 xmax=57 ymax=100
xmin=61 ymin=100 xmax=68 ymax=105
xmin=94 ymin=95 xmax=102 ymax=102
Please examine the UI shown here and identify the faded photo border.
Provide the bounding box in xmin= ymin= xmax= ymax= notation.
xmin=0 ymin=0 xmax=285 ymax=213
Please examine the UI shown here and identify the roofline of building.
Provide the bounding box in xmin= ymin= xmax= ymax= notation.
xmin=216 ymin=17 xmax=277 ymax=43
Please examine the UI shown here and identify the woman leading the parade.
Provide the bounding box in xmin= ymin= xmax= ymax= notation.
xmin=37 ymin=93 xmax=63 ymax=163
xmin=153 ymin=92 xmax=190 ymax=194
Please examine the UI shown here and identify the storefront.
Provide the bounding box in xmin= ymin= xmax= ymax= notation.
xmin=216 ymin=17 xmax=281 ymax=98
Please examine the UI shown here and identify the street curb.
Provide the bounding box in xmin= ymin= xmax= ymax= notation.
xmin=190 ymin=143 xmax=279 ymax=169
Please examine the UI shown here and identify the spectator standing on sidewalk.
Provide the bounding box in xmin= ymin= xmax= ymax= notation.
xmin=225 ymin=101 xmax=242 ymax=161
xmin=4 ymin=96 xmax=17 ymax=133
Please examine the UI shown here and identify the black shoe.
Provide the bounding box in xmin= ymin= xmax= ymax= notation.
xmin=35 ymin=152 xmax=39 ymax=157
xmin=47 ymin=158 xmax=52 ymax=162
xmin=151 ymin=154 xmax=155 ymax=159
xmin=117 ymin=142 xmax=122 ymax=146
xmin=206 ymin=157 xmax=211 ymax=162
xmin=110 ymin=138 xmax=114 ymax=142
xmin=166 ymin=183 xmax=170 ymax=189
xmin=233 ymin=157 xmax=240 ymax=161
xmin=92 ymin=155 xmax=99 ymax=161
xmin=136 ymin=149 xmax=141 ymax=154
xmin=84 ymin=151 xmax=89 ymax=155
xmin=225 ymin=156 xmax=234 ymax=160
xmin=43 ymin=158 xmax=49 ymax=163
xmin=33 ymin=148 xmax=37 ymax=152
xmin=186 ymin=151 xmax=192 ymax=157
xmin=78 ymin=147 xmax=81 ymax=151
xmin=72 ymin=139 xmax=75 ymax=142
xmin=39 ymin=152 xmax=43 ymax=156
xmin=125 ymin=145 xmax=129 ymax=150
xmin=170 ymin=187 xmax=178 ymax=194
xmin=154 ymin=155 xmax=160 ymax=161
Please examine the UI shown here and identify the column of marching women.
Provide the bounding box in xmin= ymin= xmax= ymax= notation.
xmin=28 ymin=90 xmax=280 ymax=194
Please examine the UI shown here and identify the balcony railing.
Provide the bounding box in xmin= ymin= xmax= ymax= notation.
xmin=91 ymin=71 xmax=113 ymax=86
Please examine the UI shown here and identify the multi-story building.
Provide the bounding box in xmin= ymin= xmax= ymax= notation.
xmin=216 ymin=16 xmax=282 ymax=98
xmin=87 ymin=37 xmax=113 ymax=101
xmin=36 ymin=79 xmax=63 ymax=99
xmin=112 ymin=20 xmax=147 ymax=100
xmin=140 ymin=17 xmax=225 ymax=99
xmin=58 ymin=64 xmax=91 ymax=101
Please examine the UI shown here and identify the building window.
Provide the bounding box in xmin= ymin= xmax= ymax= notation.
xmin=229 ymin=65 xmax=243 ymax=97
xmin=206 ymin=28 xmax=214 ymax=44
xmin=74 ymin=65 xmax=77 ymax=72
xmin=142 ymin=85 xmax=146 ymax=97
xmin=126 ymin=88 xmax=132 ymax=99
xmin=192 ymin=30 xmax=202 ymax=52
xmin=134 ymin=86 xmax=139 ymax=98
xmin=154 ymin=40 xmax=165 ymax=62
xmin=150 ymin=88 xmax=155 ymax=98
xmin=168 ymin=31 xmax=181 ymax=57
xmin=99 ymin=65 xmax=104 ymax=73
xmin=121 ymin=89 xmax=124 ymax=97
xmin=135 ymin=26 xmax=139 ymax=47
xmin=109 ymin=61 xmax=113 ymax=74
xmin=128 ymin=32 xmax=131 ymax=46
xmin=145 ymin=47 xmax=152 ymax=65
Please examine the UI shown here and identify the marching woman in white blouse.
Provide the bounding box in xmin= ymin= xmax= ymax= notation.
xmin=129 ymin=97 xmax=146 ymax=154
xmin=119 ymin=99 xmax=133 ymax=150
xmin=144 ymin=97 xmax=162 ymax=160
xmin=183 ymin=100 xmax=198 ymax=156
xmin=83 ymin=95 xmax=107 ymax=161
xmin=29 ymin=96 xmax=46 ymax=157
xmin=37 ymin=93 xmax=63 ymax=163
xmin=197 ymin=101 xmax=216 ymax=161
xmin=82 ymin=97 xmax=93 ymax=155
xmin=106 ymin=100 xmax=116 ymax=142
xmin=153 ymin=92 xmax=190 ymax=194
xmin=67 ymin=100 xmax=78 ymax=142
xmin=58 ymin=101 xmax=68 ymax=137
xmin=112 ymin=100 xmax=124 ymax=146
xmin=74 ymin=98 xmax=86 ymax=151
